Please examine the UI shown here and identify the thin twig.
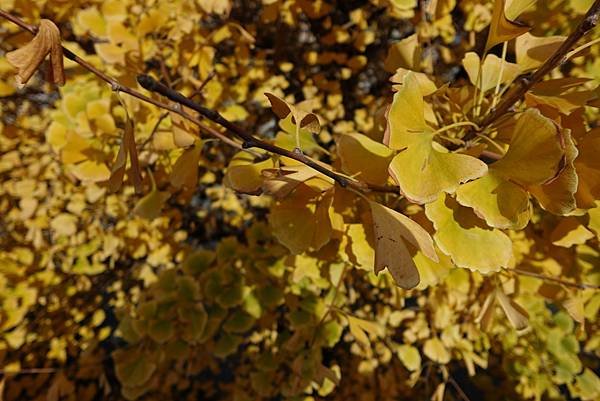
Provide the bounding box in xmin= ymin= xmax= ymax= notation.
xmin=138 ymin=111 xmax=168 ymax=150
xmin=478 ymin=0 xmax=600 ymax=129
xmin=448 ymin=376 xmax=472 ymax=401
xmin=512 ymin=268 xmax=600 ymax=290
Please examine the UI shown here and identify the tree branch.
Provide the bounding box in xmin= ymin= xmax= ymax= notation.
xmin=478 ymin=0 xmax=600 ymax=129
xmin=512 ymin=268 xmax=600 ymax=290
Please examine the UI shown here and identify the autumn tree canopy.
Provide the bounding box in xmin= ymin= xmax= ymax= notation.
xmin=1 ymin=0 xmax=600 ymax=400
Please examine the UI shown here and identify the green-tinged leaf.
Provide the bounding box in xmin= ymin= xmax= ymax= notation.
xmin=425 ymin=195 xmax=513 ymax=273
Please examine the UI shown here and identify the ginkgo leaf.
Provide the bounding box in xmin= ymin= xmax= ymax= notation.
xmin=390 ymin=68 xmax=437 ymax=96
xmin=262 ymin=164 xmax=333 ymax=198
xmin=529 ymin=131 xmax=578 ymax=215
xmin=386 ymin=73 xmax=486 ymax=203
xmin=525 ymin=78 xmax=595 ymax=115
xmin=485 ymin=0 xmax=530 ymax=52
xmin=384 ymin=72 xmax=428 ymax=150
xmin=108 ymin=112 xmax=143 ymax=193
xmin=396 ymin=344 xmax=421 ymax=371
xmin=224 ymin=150 xmax=273 ymax=195
xmin=423 ymin=337 xmax=450 ymax=364
xmin=388 ymin=133 xmax=487 ymax=204
xmin=369 ymin=201 xmax=438 ymax=289
xmin=336 ymin=133 xmax=394 ymax=186
xmin=476 ymin=291 xmax=497 ymax=331
xmin=462 ymin=52 xmax=521 ymax=92
xmin=550 ymin=217 xmax=594 ymax=248
xmin=383 ymin=33 xmax=421 ymax=72
xmin=269 ymin=190 xmax=333 ymax=254
xmin=170 ymin=141 xmax=203 ymax=189
xmin=134 ymin=173 xmax=170 ymax=219
xmin=495 ymin=289 xmax=529 ymax=330
xmin=347 ymin=315 xmax=380 ymax=348
xmin=505 ymin=0 xmax=537 ymax=20
xmin=492 ymin=109 xmax=564 ymax=186
xmin=516 ymin=33 xmax=565 ymax=71
xmin=265 ymin=92 xmax=321 ymax=133
xmin=425 ymin=195 xmax=513 ymax=274
xmin=456 ymin=170 xmax=531 ymax=229
xmin=457 ymin=110 xmax=566 ymax=228
xmin=71 ymin=160 xmax=111 ymax=183
xmin=574 ymin=128 xmax=600 ymax=208
xmin=563 ymin=296 xmax=585 ymax=324
xmin=7 ymin=19 xmax=65 ymax=86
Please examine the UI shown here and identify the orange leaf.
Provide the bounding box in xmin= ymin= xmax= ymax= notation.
xmin=6 ymin=19 xmax=65 ymax=86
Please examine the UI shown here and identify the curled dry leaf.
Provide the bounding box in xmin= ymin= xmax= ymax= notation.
xmin=265 ymin=92 xmax=321 ymax=133
xmin=108 ymin=115 xmax=143 ymax=193
xmin=7 ymin=19 xmax=65 ymax=86
xmin=369 ymin=200 xmax=438 ymax=289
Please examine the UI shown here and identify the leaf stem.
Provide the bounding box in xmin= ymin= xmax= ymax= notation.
xmin=432 ymin=121 xmax=481 ymax=137
xmin=492 ymin=42 xmax=508 ymax=109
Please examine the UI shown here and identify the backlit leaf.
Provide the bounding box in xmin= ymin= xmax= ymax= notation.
xmin=425 ymin=195 xmax=513 ymax=273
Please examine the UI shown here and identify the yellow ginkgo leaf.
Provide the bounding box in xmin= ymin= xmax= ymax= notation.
xmin=456 ymin=170 xmax=530 ymax=229
xmin=492 ymin=109 xmax=564 ymax=186
xmin=388 ymin=133 xmax=487 ymax=204
xmin=390 ymin=68 xmax=437 ymax=96
xmin=347 ymin=315 xmax=381 ymax=348
xmin=550 ymin=217 xmax=594 ymax=248
xmin=265 ymin=92 xmax=321 ymax=133
xmin=224 ymin=150 xmax=273 ymax=195
xmin=170 ymin=141 xmax=203 ymax=189
xmin=425 ymin=195 xmax=513 ymax=274
xmin=575 ymin=129 xmax=600 ymax=209
xmin=269 ymin=190 xmax=333 ymax=254
xmin=7 ymin=19 xmax=65 ymax=86
xmin=134 ymin=173 xmax=170 ymax=220
xmin=529 ymin=131 xmax=578 ymax=215
xmin=495 ymin=289 xmax=529 ymax=330
xmin=336 ymin=133 xmax=394 ymax=186
xmin=563 ymin=296 xmax=585 ymax=324
xmin=383 ymin=33 xmax=421 ymax=72
xmin=369 ymin=201 xmax=438 ymax=289
xmin=423 ymin=337 xmax=450 ymax=364
xmin=262 ymin=164 xmax=333 ymax=198
xmin=384 ymin=72 xmax=428 ymax=150
xmin=463 ymin=52 xmax=521 ymax=92
xmin=485 ymin=0 xmax=530 ymax=52
xmin=386 ymin=73 xmax=486 ymax=203
xmin=516 ymin=33 xmax=565 ymax=71
xmin=458 ymin=110 xmax=567 ymax=228
xmin=71 ymin=160 xmax=111 ymax=183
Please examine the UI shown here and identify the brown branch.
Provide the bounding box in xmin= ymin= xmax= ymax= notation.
xmin=0 ymin=9 xmax=398 ymax=194
xmin=478 ymin=0 xmax=600 ymax=129
xmin=512 ymin=268 xmax=600 ymax=290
